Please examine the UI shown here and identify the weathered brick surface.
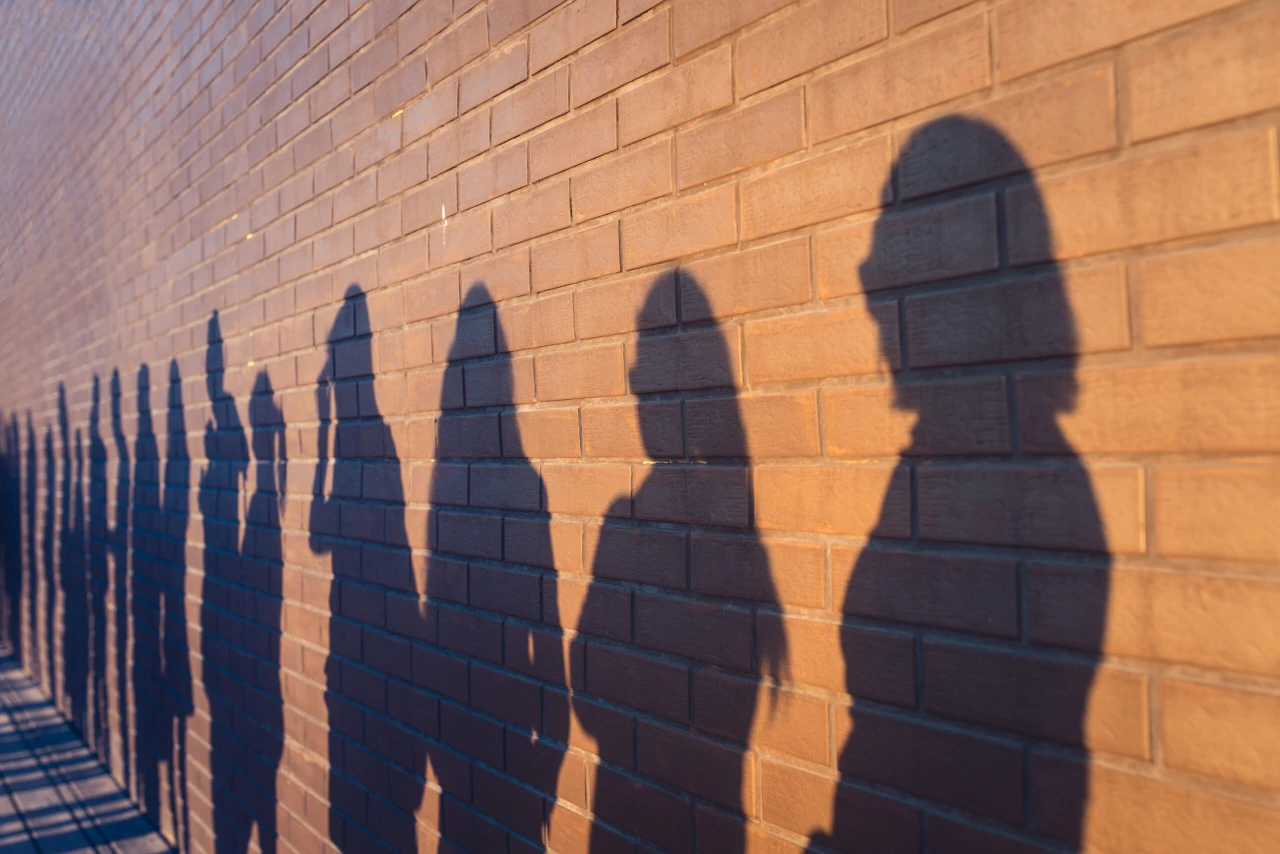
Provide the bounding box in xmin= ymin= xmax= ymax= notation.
xmin=0 ymin=2 xmax=1277 ymax=853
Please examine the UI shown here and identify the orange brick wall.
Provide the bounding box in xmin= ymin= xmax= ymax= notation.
xmin=1 ymin=1 xmax=1278 ymax=852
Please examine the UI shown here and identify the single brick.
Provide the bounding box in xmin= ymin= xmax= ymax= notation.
xmin=1162 ymin=680 xmax=1280 ymax=792
xmin=1138 ymin=240 xmax=1280 ymax=347
xmin=1153 ymin=464 xmax=1280 ymax=563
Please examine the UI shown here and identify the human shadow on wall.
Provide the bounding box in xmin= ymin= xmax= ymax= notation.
xmin=89 ymin=376 xmax=111 ymax=764
xmin=200 ymin=311 xmax=284 ymax=853
xmin=109 ymin=369 xmax=133 ymax=788
xmin=233 ymin=367 xmax=286 ymax=854
xmin=160 ymin=360 xmax=193 ymax=849
xmin=133 ymin=358 xmax=174 ymax=819
xmin=58 ymin=384 xmax=90 ymax=742
xmin=133 ymin=363 xmax=163 ymax=818
xmin=1 ymin=415 xmax=21 ymax=660
xmin=2 ymin=415 xmax=21 ymax=661
xmin=310 ymin=285 xmax=416 ymax=853
xmin=422 ymin=282 xmax=567 ymax=851
xmin=42 ymin=422 xmax=55 ymax=699
xmin=574 ymin=273 xmax=788 ymax=852
xmin=809 ymin=117 xmax=1109 ymax=853
xmin=26 ymin=413 xmax=38 ymax=681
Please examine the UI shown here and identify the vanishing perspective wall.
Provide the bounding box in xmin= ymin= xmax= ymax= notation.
xmin=1 ymin=1 xmax=1279 ymax=853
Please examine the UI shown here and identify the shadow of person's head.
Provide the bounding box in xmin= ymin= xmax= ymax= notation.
xmin=331 ymin=283 xmax=370 ymax=345
xmin=862 ymin=116 xmax=1077 ymax=420
xmin=205 ymin=311 xmax=224 ymax=401
xmin=629 ymin=270 xmax=743 ymax=460
xmin=167 ymin=360 xmax=185 ymax=441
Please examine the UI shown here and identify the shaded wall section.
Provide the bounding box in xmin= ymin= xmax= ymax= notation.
xmin=1 ymin=1 xmax=1279 ymax=853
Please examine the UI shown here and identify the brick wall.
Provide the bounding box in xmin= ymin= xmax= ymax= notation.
xmin=1 ymin=0 xmax=1278 ymax=852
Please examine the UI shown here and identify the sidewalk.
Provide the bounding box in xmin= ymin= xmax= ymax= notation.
xmin=0 ymin=658 xmax=171 ymax=853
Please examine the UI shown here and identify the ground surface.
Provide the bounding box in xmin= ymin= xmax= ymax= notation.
xmin=0 ymin=659 xmax=170 ymax=853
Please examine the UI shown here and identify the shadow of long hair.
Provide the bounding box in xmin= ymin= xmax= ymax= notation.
xmin=813 ymin=116 xmax=1106 ymax=853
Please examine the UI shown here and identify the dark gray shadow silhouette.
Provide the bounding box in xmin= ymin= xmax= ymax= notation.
xmin=160 ymin=360 xmax=192 ymax=849
xmin=810 ymin=117 xmax=1107 ymax=853
xmin=43 ymin=422 xmax=55 ymax=698
xmin=109 ymin=370 xmax=132 ymax=790
xmin=68 ymin=423 xmax=88 ymax=736
xmin=88 ymin=377 xmax=110 ymax=765
xmin=4 ymin=414 xmax=24 ymax=662
xmin=56 ymin=384 xmax=89 ymax=744
xmin=58 ymin=384 xmax=75 ymax=722
xmin=575 ymin=272 xmax=788 ymax=852
xmin=310 ymin=285 xmax=414 ymax=853
xmin=219 ymin=367 xmax=287 ymax=854
xmin=27 ymin=413 xmax=39 ymax=700
xmin=198 ymin=311 xmax=272 ymax=853
xmin=132 ymin=363 xmax=163 ymax=823
xmin=414 ymin=282 xmax=567 ymax=851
